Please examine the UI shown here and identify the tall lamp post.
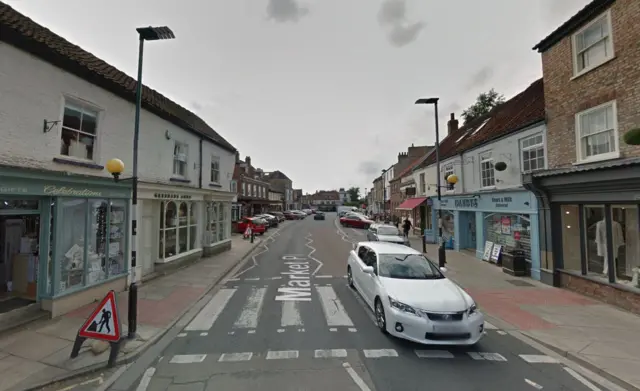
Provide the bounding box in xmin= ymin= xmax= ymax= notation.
xmin=106 ymin=26 xmax=175 ymax=339
xmin=415 ymin=97 xmax=446 ymax=267
xmin=381 ymin=169 xmax=387 ymax=222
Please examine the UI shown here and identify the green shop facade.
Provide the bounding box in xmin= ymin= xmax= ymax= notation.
xmin=0 ymin=165 xmax=131 ymax=318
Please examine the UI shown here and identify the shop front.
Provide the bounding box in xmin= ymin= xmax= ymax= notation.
xmin=0 ymin=166 xmax=131 ymax=319
xmin=432 ymin=190 xmax=542 ymax=280
xmin=396 ymin=197 xmax=435 ymax=241
xmin=137 ymin=183 xmax=234 ymax=277
xmin=526 ymin=163 xmax=640 ymax=313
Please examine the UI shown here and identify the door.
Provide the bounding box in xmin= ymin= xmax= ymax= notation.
xmin=468 ymin=212 xmax=476 ymax=249
xmin=354 ymin=246 xmax=370 ymax=298
xmin=141 ymin=216 xmax=154 ymax=276
xmin=366 ymin=227 xmax=376 ymax=241
xmin=360 ymin=250 xmax=378 ymax=304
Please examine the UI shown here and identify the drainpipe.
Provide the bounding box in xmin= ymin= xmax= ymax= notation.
xmin=198 ymin=138 xmax=203 ymax=189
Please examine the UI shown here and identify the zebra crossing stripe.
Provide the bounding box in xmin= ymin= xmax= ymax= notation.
xmin=169 ymin=354 xmax=206 ymax=364
xmin=266 ymin=350 xmax=299 ymax=360
xmin=415 ymin=350 xmax=454 ymax=359
xmin=185 ymin=289 xmax=236 ymax=331
xmin=467 ymin=352 xmax=507 ymax=361
xmin=234 ymin=287 xmax=267 ymax=328
xmin=315 ymin=349 xmax=348 ymax=358
xmin=219 ymin=352 xmax=253 ymax=362
xmin=363 ymin=349 xmax=398 ymax=358
xmin=316 ymin=286 xmax=354 ymax=326
xmin=281 ymin=300 xmax=303 ymax=327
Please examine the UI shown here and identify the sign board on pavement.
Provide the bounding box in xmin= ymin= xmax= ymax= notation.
xmin=78 ymin=290 xmax=121 ymax=342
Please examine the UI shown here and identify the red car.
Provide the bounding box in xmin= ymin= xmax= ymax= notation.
xmin=237 ymin=217 xmax=267 ymax=235
xmin=339 ymin=215 xmax=374 ymax=229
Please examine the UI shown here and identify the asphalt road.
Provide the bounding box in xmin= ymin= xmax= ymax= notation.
xmin=100 ymin=213 xmax=609 ymax=391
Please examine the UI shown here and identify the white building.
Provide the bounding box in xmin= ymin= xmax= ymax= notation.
xmin=0 ymin=5 xmax=236 ymax=318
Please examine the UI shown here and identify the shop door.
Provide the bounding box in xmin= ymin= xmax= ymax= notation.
xmin=468 ymin=212 xmax=476 ymax=249
xmin=141 ymin=216 xmax=154 ymax=276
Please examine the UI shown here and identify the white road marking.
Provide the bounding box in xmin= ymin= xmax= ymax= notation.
xmin=343 ymin=362 xmax=372 ymax=391
xmin=315 ymin=275 xmax=332 ymax=278
xmin=281 ymin=300 xmax=303 ymax=326
xmin=226 ymin=278 xmax=240 ymax=282
xmin=525 ymin=378 xmax=543 ymax=389
xmin=277 ymin=328 xmax=285 ymax=333
xmin=169 ymin=354 xmax=207 ymax=364
xmin=245 ymin=278 xmax=260 ymax=281
xmin=330 ymin=328 xmax=338 ymax=332
xmin=185 ymin=288 xmax=236 ymax=331
xmin=315 ymin=349 xmax=348 ymax=358
xmin=484 ymin=322 xmax=498 ymax=329
xmin=519 ymin=354 xmax=559 ymax=363
xmin=305 ymin=234 xmax=324 ymax=276
xmin=247 ymin=330 xmax=256 ymax=334
xmin=199 ymin=332 xmax=208 ymax=336
xmin=272 ymin=276 xmax=283 ymax=280
xmin=298 ymin=328 xmax=305 ymax=332
xmin=363 ymin=349 xmax=398 ymax=358
xmin=348 ymin=328 xmax=357 ymax=332
xmin=317 ymin=286 xmax=354 ymax=326
xmin=497 ymin=330 xmax=507 ymax=335
xmin=467 ymin=352 xmax=507 ymax=361
xmin=219 ymin=352 xmax=253 ymax=362
xmin=228 ymin=331 xmax=235 ymax=335
xmin=266 ymin=350 xmax=299 ymax=360
xmin=135 ymin=367 xmax=156 ymax=391
xmin=415 ymin=350 xmax=455 ymax=359
xmin=563 ymin=367 xmax=602 ymax=391
xmin=177 ymin=333 xmax=187 ymax=338
xmin=234 ymin=287 xmax=267 ymax=328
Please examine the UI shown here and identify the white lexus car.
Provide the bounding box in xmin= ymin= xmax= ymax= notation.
xmin=347 ymin=241 xmax=484 ymax=346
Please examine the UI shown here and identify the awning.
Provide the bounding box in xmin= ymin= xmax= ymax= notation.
xmin=396 ymin=197 xmax=428 ymax=211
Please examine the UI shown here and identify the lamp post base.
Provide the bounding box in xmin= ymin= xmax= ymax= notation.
xmin=127 ymin=282 xmax=138 ymax=339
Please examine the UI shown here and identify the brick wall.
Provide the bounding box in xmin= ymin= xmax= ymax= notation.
xmin=542 ymin=0 xmax=640 ymax=168
xmin=558 ymin=271 xmax=640 ymax=315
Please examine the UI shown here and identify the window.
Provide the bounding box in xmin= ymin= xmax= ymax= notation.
xmin=484 ymin=213 xmax=532 ymax=264
xmin=159 ymin=201 xmax=198 ymax=260
xmin=173 ymin=142 xmax=188 ymax=177
xmin=205 ymin=202 xmax=230 ymax=243
xmin=521 ymin=134 xmax=545 ymax=172
xmin=572 ymin=11 xmax=614 ymax=75
xmin=60 ymin=102 xmax=98 ymax=160
xmin=242 ymin=183 xmax=246 ymax=196
xmin=576 ymin=101 xmax=618 ymax=163
xmin=480 ymin=152 xmax=495 ymax=188
xmin=231 ymin=180 xmax=237 ymax=193
xmin=443 ymin=164 xmax=454 ymax=191
xmin=210 ymin=156 xmax=220 ymax=183
xmin=419 ymin=173 xmax=426 ymax=194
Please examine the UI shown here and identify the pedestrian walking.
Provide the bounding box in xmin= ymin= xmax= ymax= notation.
xmin=402 ymin=216 xmax=412 ymax=238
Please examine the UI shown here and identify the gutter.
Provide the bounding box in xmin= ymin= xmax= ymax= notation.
xmin=198 ymin=137 xmax=203 ymax=189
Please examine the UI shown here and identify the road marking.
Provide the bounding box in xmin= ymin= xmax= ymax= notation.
xmin=563 ymin=368 xmax=602 ymax=391
xmin=199 ymin=332 xmax=208 ymax=336
xmin=271 ymin=276 xmax=283 ymax=280
xmin=135 ymin=367 xmax=156 ymax=391
xmin=59 ymin=377 xmax=104 ymax=391
xmin=343 ymin=362 xmax=372 ymax=391
xmin=281 ymin=300 xmax=303 ymax=326
xmin=497 ymin=330 xmax=507 ymax=335
xmin=484 ymin=322 xmax=498 ymax=329
xmin=266 ymin=350 xmax=299 ymax=360
xmin=169 ymin=354 xmax=207 ymax=364
xmin=348 ymin=328 xmax=357 ymax=332
xmin=415 ymin=350 xmax=454 ymax=359
xmin=317 ymin=286 xmax=354 ymax=326
xmin=363 ymin=349 xmax=398 ymax=358
xmin=330 ymin=328 xmax=338 ymax=332
xmin=245 ymin=278 xmax=260 ymax=281
xmin=234 ymin=287 xmax=267 ymax=328
xmin=277 ymin=328 xmax=285 ymax=333
xmin=219 ymin=352 xmax=253 ymax=362
xmin=298 ymin=328 xmax=305 ymax=332
xmin=247 ymin=330 xmax=256 ymax=334
xmin=185 ymin=288 xmax=236 ymax=331
xmin=315 ymin=275 xmax=332 ymax=278
xmin=525 ymin=378 xmax=543 ymax=389
xmin=467 ymin=352 xmax=507 ymax=361
xmin=519 ymin=354 xmax=559 ymax=363
xmin=226 ymin=278 xmax=240 ymax=282
xmin=228 ymin=331 xmax=235 ymax=335
xmin=177 ymin=333 xmax=187 ymax=338
xmin=277 ymin=255 xmax=312 ymax=301
xmin=315 ymin=349 xmax=348 ymax=358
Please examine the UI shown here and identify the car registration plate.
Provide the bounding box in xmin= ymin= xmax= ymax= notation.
xmin=432 ymin=324 xmax=461 ymax=334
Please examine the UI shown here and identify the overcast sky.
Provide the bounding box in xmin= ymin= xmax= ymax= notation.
xmin=6 ymin=0 xmax=590 ymax=194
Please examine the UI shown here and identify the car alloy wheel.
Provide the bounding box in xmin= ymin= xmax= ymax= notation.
xmin=347 ymin=267 xmax=354 ymax=288
xmin=375 ymin=299 xmax=388 ymax=334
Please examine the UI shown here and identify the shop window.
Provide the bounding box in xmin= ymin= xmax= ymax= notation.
xmin=159 ymin=201 xmax=198 ymax=260
xmin=441 ymin=211 xmax=455 ymax=246
xmin=0 ymin=200 xmax=39 ymax=210
xmin=60 ymin=101 xmax=98 ymax=161
xmin=58 ymin=199 xmax=88 ymax=292
xmin=611 ymin=206 xmax=640 ymax=289
xmin=218 ymin=203 xmax=229 ymax=241
xmin=583 ymin=205 xmax=606 ymax=276
xmin=561 ymin=205 xmax=581 ymax=273
xmin=484 ymin=213 xmax=531 ymax=262
xmin=189 ymin=203 xmax=198 ymax=250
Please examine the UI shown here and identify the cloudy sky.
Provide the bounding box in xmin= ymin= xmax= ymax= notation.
xmin=6 ymin=0 xmax=590 ymax=194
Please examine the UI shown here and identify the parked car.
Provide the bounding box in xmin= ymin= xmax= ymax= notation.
xmin=366 ymin=224 xmax=410 ymax=246
xmin=314 ymin=211 xmax=325 ymax=220
xmin=236 ymin=217 xmax=267 ymax=235
xmin=291 ymin=211 xmax=307 ymax=219
xmin=340 ymin=214 xmax=374 ymax=229
xmin=269 ymin=211 xmax=286 ymax=222
xmin=302 ymin=209 xmax=313 ymax=215
xmin=256 ymin=214 xmax=279 ymax=228
xmin=283 ymin=211 xmax=296 ymax=220
xmin=347 ymin=241 xmax=484 ymax=346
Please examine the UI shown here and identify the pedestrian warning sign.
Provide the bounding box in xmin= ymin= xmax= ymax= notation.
xmin=78 ymin=290 xmax=121 ymax=342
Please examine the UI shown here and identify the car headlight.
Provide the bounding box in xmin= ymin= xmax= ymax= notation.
xmin=468 ymin=302 xmax=478 ymax=315
xmin=388 ymin=296 xmax=418 ymax=316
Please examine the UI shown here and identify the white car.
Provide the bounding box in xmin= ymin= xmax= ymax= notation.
xmin=347 ymin=241 xmax=484 ymax=346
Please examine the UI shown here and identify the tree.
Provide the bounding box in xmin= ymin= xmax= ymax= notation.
xmin=461 ymin=89 xmax=505 ymax=124
xmin=347 ymin=187 xmax=360 ymax=203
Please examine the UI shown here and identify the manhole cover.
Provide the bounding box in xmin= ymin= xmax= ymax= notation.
xmin=505 ymin=279 xmax=535 ymax=287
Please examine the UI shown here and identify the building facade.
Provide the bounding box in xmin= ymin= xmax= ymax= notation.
xmin=527 ymin=0 xmax=640 ymax=311
xmin=372 ymin=176 xmax=384 ymax=214
xmin=235 ymin=157 xmax=272 ymax=217
xmin=268 ymin=190 xmax=284 ymax=211
xmin=0 ymin=4 xmax=236 ymax=318
xmin=265 ymin=171 xmax=293 ymax=210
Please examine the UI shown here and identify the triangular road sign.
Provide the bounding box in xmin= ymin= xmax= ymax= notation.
xmin=78 ymin=290 xmax=121 ymax=342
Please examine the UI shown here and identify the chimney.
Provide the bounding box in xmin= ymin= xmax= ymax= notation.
xmin=447 ymin=113 xmax=459 ymax=135
xmin=235 ymin=151 xmax=240 ymax=162
xmin=245 ymin=156 xmax=251 ymax=167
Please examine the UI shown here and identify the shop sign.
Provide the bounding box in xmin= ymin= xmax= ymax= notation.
xmin=43 ymin=185 xmax=102 ymax=197
xmin=454 ymin=198 xmax=479 ymax=208
xmin=492 ymin=196 xmax=513 ymax=208
xmin=0 ymin=186 xmax=29 ymax=194
xmin=0 ymin=177 xmax=129 ymax=198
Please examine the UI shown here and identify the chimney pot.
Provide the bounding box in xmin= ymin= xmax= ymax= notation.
xmin=447 ymin=113 xmax=459 ymax=135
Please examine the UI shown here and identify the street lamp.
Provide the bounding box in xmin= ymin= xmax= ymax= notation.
xmin=106 ymin=26 xmax=175 ymax=340
xmin=415 ymin=97 xmax=447 ymax=267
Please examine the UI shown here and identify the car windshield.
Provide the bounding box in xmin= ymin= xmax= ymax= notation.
xmin=378 ymin=227 xmax=400 ymax=236
xmin=378 ymin=253 xmax=444 ymax=280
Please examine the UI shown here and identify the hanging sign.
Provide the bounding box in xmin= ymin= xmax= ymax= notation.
xmin=482 ymin=241 xmax=494 ymax=262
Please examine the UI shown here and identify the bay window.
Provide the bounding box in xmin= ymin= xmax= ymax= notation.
xmin=159 ymin=201 xmax=199 ymax=260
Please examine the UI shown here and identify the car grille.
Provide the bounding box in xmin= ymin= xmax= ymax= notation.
xmin=420 ymin=311 xmax=465 ymax=322
xmin=425 ymin=332 xmax=471 ymax=341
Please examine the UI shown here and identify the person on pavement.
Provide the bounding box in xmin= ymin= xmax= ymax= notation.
xmin=402 ymin=217 xmax=412 ymax=238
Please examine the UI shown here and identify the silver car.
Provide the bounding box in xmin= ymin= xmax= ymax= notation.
xmin=366 ymin=224 xmax=410 ymax=246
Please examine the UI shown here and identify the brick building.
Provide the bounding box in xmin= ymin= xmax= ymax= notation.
xmin=389 ymin=144 xmax=433 ymax=219
xmin=233 ymin=155 xmax=271 ymax=217
xmin=525 ymin=0 xmax=640 ymax=312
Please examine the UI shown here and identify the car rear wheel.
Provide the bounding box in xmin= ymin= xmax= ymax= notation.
xmin=347 ymin=267 xmax=354 ymax=289
xmin=375 ymin=298 xmax=388 ymax=334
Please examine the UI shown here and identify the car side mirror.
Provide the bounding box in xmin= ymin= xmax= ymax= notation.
xmin=362 ymin=266 xmax=375 ymax=274
xmin=440 ymin=267 xmax=448 ymax=273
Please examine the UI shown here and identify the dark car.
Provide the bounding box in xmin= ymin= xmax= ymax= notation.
xmin=314 ymin=212 xmax=325 ymax=220
xmin=256 ymin=214 xmax=279 ymax=228
xmin=269 ymin=211 xmax=286 ymax=222
xmin=366 ymin=224 xmax=410 ymax=246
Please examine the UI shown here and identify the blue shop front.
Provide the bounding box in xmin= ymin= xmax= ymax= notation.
xmin=429 ymin=189 xmax=542 ymax=280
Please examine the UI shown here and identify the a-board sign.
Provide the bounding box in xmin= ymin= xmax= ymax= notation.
xmin=78 ymin=290 xmax=121 ymax=342
xmin=490 ymin=244 xmax=503 ymax=263
xmin=482 ymin=241 xmax=494 ymax=262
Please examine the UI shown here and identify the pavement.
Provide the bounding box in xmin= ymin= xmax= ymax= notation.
xmin=0 ymin=232 xmax=265 ymax=391
xmin=104 ymin=213 xmax=627 ymax=391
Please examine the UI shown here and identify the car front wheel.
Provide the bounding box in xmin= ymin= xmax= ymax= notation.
xmin=375 ymin=298 xmax=388 ymax=334
xmin=347 ymin=267 xmax=354 ymax=289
